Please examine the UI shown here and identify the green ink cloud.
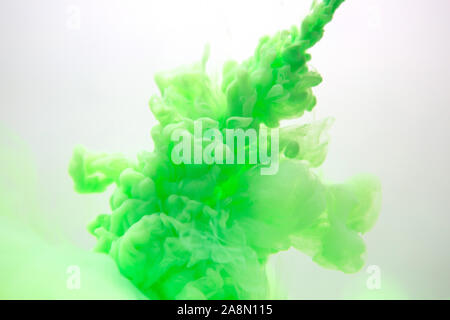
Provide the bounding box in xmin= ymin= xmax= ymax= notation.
xmin=67 ymin=0 xmax=381 ymax=299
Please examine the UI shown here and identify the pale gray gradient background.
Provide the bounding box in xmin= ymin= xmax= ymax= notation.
xmin=0 ymin=0 xmax=449 ymax=299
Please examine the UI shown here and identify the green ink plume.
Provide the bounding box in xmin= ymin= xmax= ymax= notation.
xmin=69 ymin=0 xmax=381 ymax=299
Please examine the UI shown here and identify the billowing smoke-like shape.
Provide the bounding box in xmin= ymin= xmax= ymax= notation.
xmin=69 ymin=0 xmax=381 ymax=299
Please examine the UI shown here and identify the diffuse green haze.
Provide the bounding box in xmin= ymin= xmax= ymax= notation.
xmin=0 ymin=126 xmax=145 ymax=299
xmin=69 ymin=0 xmax=381 ymax=299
